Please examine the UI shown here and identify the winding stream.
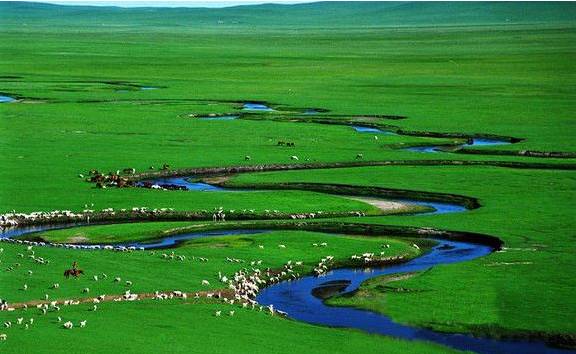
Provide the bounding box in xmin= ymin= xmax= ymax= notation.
xmin=256 ymin=239 xmax=568 ymax=354
xmin=1 ymin=178 xmax=570 ymax=353
xmin=407 ymin=138 xmax=511 ymax=153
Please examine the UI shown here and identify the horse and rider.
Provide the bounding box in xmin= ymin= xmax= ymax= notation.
xmin=64 ymin=261 xmax=84 ymax=278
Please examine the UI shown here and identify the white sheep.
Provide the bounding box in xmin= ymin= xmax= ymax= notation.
xmin=63 ymin=321 xmax=73 ymax=329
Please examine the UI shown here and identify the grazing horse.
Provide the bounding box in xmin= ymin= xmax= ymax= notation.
xmin=64 ymin=269 xmax=84 ymax=278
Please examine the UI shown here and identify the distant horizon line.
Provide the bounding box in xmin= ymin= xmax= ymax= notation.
xmin=3 ymin=0 xmax=323 ymax=8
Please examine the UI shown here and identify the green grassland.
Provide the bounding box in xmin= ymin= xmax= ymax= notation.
xmin=1 ymin=229 xmax=419 ymax=303
xmin=1 ymin=300 xmax=454 ymax=354
xmin=231 ymin=165 xmax=576 ymax=339
xmin=1 ymin=229 xmax=435 ymax=353
xmin=1 ymin=1 xmax=576 ymax=353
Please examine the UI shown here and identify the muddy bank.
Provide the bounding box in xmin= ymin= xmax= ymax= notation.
xmin=211 ymin=181 xmax=480 ymax=210
xmin=456 ymin=149 xmax=576 ymax=159
xmin=121 ymin=160 xmax=576 ymax=184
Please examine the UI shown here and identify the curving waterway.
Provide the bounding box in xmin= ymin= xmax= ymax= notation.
xmin=407 ymin=138 xmax=511 ymax=153
xmin=0 ymin=178 xmax=570 ymax=354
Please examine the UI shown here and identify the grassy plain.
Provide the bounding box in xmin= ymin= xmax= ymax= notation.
xmin=1 ymin=2 xmax=575 ymax=353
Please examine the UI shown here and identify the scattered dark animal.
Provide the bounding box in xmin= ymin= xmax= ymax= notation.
xmin=64 ymin=269 xmax=84 ymax=278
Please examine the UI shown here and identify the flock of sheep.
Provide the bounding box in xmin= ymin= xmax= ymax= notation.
xmin=0 ymin=216 xmax=414 ymax=345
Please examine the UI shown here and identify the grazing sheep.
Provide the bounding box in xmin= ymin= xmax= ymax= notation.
xmin=79 ymin=320 xmax=87 ymax=328
xmin=214 ymin=310 xmax=221 ymax=317
xmin=201 ymin=280 xmax=210 ymax=286
xmin=0 ymin=333 xmax=6 ymax=341
xmin=229 ymin=310 xmax=235 ymax=316
xmin=290 ymin=156 xmax=299 ymax=160
xmin=278 ymin=244 xmax=286 ymax=249
xmin=244 ymin=156 xmax=251 ymax=160
xmin=82 ymin=288 xmax=90 ymax=293
xmin=356 ymin=153 xmax=363 ymax=159
xmin=52 ymin=283 xmax=60 ymax=289
xmin=412 ymin=243 xmax=420 ymax=250
xmin=63 ymin=321 xmax=73 ymax=329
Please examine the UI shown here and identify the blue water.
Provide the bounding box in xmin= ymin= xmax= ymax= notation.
xmin=469 ymin=138 xmax=509 ymax=146
xmin=406 ymin=145 xmax=442 ymax=153
xmin=243 ymin=103 xmax=274 ymax=111
xmin=2 ymin=181 xmax=569 ymax=353
xmin=402 ymin=199 xmax=468 ymax=215
xmin=407 ymin=138 xmax=511 ymax=153
xmin=137 ymin=177 xmax=227 ymax=191
xmin=0 ymin=95 xmax=16 ymax=103
xmin=137 ymin=178 xmax=466 ymax=216
xmin=198 ymin=115 xmax=239 ymax=121
xmin=0 ymin=223 xmax=83 ymax=240
xmin=352 ymin=125 xmax=395 ymax=134
xmin=256 ymin=239 xmax=569 ymax=354
xmin=123 ymin=229 xmax=268 ymax=249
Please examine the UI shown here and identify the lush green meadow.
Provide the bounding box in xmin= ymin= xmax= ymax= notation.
xmin=232 ymin=165 xmax=576 ymax=338
xmin=1 ymin=1 xmax=575 ymax=353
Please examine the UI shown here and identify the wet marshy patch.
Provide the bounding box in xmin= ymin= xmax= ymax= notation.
xmin=0 ymin=94 xmax=16 ymax=103
xmin=242 ymin=102 xmax=275 ymax=111
xmin=352 ymin=125 xmax=396 ymax=134
xmin=405 ymin=137 xmax=512 ymax=153
xmin=193 ymin=113 xmax=240 ymax=120
xmin=136 ymin=177 xmax=227 ymax=192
